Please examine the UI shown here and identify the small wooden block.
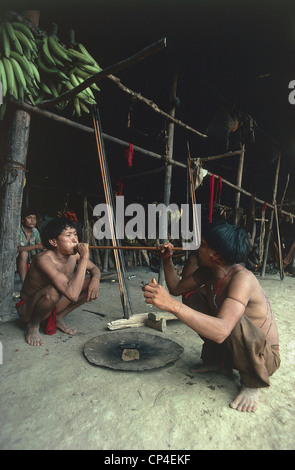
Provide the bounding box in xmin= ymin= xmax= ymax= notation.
xmin=148 ymin=312 xmax=176 ymax=322
xmin=146 ymin=317 xmax=167 ymax=332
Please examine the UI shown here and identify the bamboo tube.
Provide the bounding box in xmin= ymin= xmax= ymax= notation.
xmin=89 ymin=245 xmax=184 ymax=251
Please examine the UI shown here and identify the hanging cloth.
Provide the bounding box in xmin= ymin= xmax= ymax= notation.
xmin=125 ymin=143 xmax=134 ymax=168
xmin=209 ymin=174 xmax=215 ymax=223
xmin=208 ymin=174 xmax=222 ymax=223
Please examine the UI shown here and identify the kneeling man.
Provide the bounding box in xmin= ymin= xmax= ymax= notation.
xmin=16 ymin=217 xmax=101 ymax=346
xmin=143 ymin=221 xmax=280 ymax=412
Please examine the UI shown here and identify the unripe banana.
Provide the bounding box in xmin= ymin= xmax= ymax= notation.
xmin=69 ymin=72 xmax=80 ymax=88
xmin=3 ymin=56 xmax=18 ymax=99
xmin=67 ymin=48 xmax=94 ymax=65
xmin=14 ymin=29 xmax=34 ymax=51
xmin=9 ymin=57 xmax=27 ymax=91
xmin=79 ymin=100 xmax=90 ymax=114
xmin=48 ymin=35 xmax=72 ymax=62
xmin=10 ymin=50 xmax=34 ymax=78
xmin=11 ymin=22 xmax=35 ymax=41
xmin=76 ymin=43 xmax=97 ymax=64
xmin=37 ymin=56 xmax=58 ymax=75
xmin=80 ymin=64 xmax=101 ymax=75
xmin=47 ymin=79 xmax=59 ymax=98
xmin=40 ymin=81 xmax=53 ymax=96
xmin=42 ymin=36 xmax=56 ymax=66
xmin=30 ymin=62 xmax=41 ymax=83
xmin=0 ymin=58 xmax=8 ymax=97
xmin=1 ymin=24 xmax=11 ymax=57
xmin=3 ymin=21 xmax=16 ymax=42
xmin=73 ymin=96 xmax=81 ymax=116
xmin=13 ymin=36 xmax=24 ymax=55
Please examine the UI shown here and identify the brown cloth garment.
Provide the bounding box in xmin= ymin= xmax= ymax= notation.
xmin=182 ymin=288 xmax=280 ymax=388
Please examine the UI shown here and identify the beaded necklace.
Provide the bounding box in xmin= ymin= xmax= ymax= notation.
xmin=211 ymin=265 xmax=240 ymax=311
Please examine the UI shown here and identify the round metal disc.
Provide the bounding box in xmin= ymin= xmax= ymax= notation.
xmin=84 ymin=331 xmax=184 ymax=371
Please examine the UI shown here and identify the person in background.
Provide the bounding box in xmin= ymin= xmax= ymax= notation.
xmin=17 ymin=209 xmax=44 ymax=283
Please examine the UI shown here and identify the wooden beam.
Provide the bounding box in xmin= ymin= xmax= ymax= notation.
xmin=199 ymin=150 xmax=243 ymax=162
xmin=234 ymin=145 xmax=245 ymax=224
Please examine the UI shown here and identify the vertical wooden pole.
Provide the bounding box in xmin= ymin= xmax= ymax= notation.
xmin=0 ymin=11 xmax=39 ymax=320
xmin=261 ymin=152 xmax=281 ymax=278
xmin=234 ymin=145 xmax=245 ymax=224
xmin=158 ymin=69 xmax=178 ymax=285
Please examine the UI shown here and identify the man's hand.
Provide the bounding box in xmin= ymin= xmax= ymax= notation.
xmin=158 ymin=242 xmax=174 ymax=262
xmin=75 ymin=243 xmax=89 ymax=258
xmin=143 ymin=278 xmax=175 ymax=312
xmin=87 ymin=277 xmax=100 ymax=302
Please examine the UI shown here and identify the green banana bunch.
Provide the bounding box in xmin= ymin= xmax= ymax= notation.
xmin=0 ymin=19 xmax=39 ymax=119
xmin=0 ymin=19 xmax=102 ymax=119
xmin=64 ymin=38 xmax=102 ymax=116
xmin=70 ymin=39 xmax=101 ymax=89
xmin=66 ymin=68 xmax=98 ymax=116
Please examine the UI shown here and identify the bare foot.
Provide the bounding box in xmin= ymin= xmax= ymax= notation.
xmin=56 ymin=318 xmax=77 ymax=335
xmin=230 ymin=387 xmax=259 ymax=412
xmin=26 ymin=324 xmax=44 ymax=346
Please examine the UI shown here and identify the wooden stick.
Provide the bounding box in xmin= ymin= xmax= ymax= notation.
xmin=109 ymin=74 xmax=207 ymax=139
xmin=261 ymin=152 xmax=281 ymax=278
xmin=89 ymin=245 xmax=184 ymax=251
xmin=234 ymin=145 xmax=245 ymax=224
xmin=274 ymin=202 xmax=284 ymax=280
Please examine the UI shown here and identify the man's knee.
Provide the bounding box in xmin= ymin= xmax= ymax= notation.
xmin=43 ymin=285 xmax=61 ymax=305
xmin=18 ymin=250 xmax=28 ymax=262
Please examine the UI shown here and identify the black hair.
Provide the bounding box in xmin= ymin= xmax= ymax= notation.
xmin=21 ymin=208 xmax=38 ymax=218
xmin=41 ymin=217 xmax=76 ymax=250
xmin=203 ymin=220 xmax=249 ymax=264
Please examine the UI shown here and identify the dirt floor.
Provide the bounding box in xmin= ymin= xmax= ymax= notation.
xmin=0 ymin=266 xmax=294 ymax=451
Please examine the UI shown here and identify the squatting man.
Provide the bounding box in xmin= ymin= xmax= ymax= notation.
xmin=16 ymin=218 xmax=101 ymax=346
xmin=143 ymin=221 xmax=280 ymax=412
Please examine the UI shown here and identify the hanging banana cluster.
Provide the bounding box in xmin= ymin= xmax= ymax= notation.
xmin=36 ymin=26 xmax=101 ymax=116
xmin=0 ymin=20 xmax=40 ymax=119
xmin=0 ymin=18 xmax=102 ymax=120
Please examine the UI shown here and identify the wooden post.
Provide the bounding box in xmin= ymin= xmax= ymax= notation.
xmin=234 ymin=145 xmax=245 ymax=224
xmin=158 ymin=69 xmax=178 ymax=285
xmin=261 ymin=153 xmax=281 ymax=278
xmin=0 ymin=11 xmax=39 ymax=320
